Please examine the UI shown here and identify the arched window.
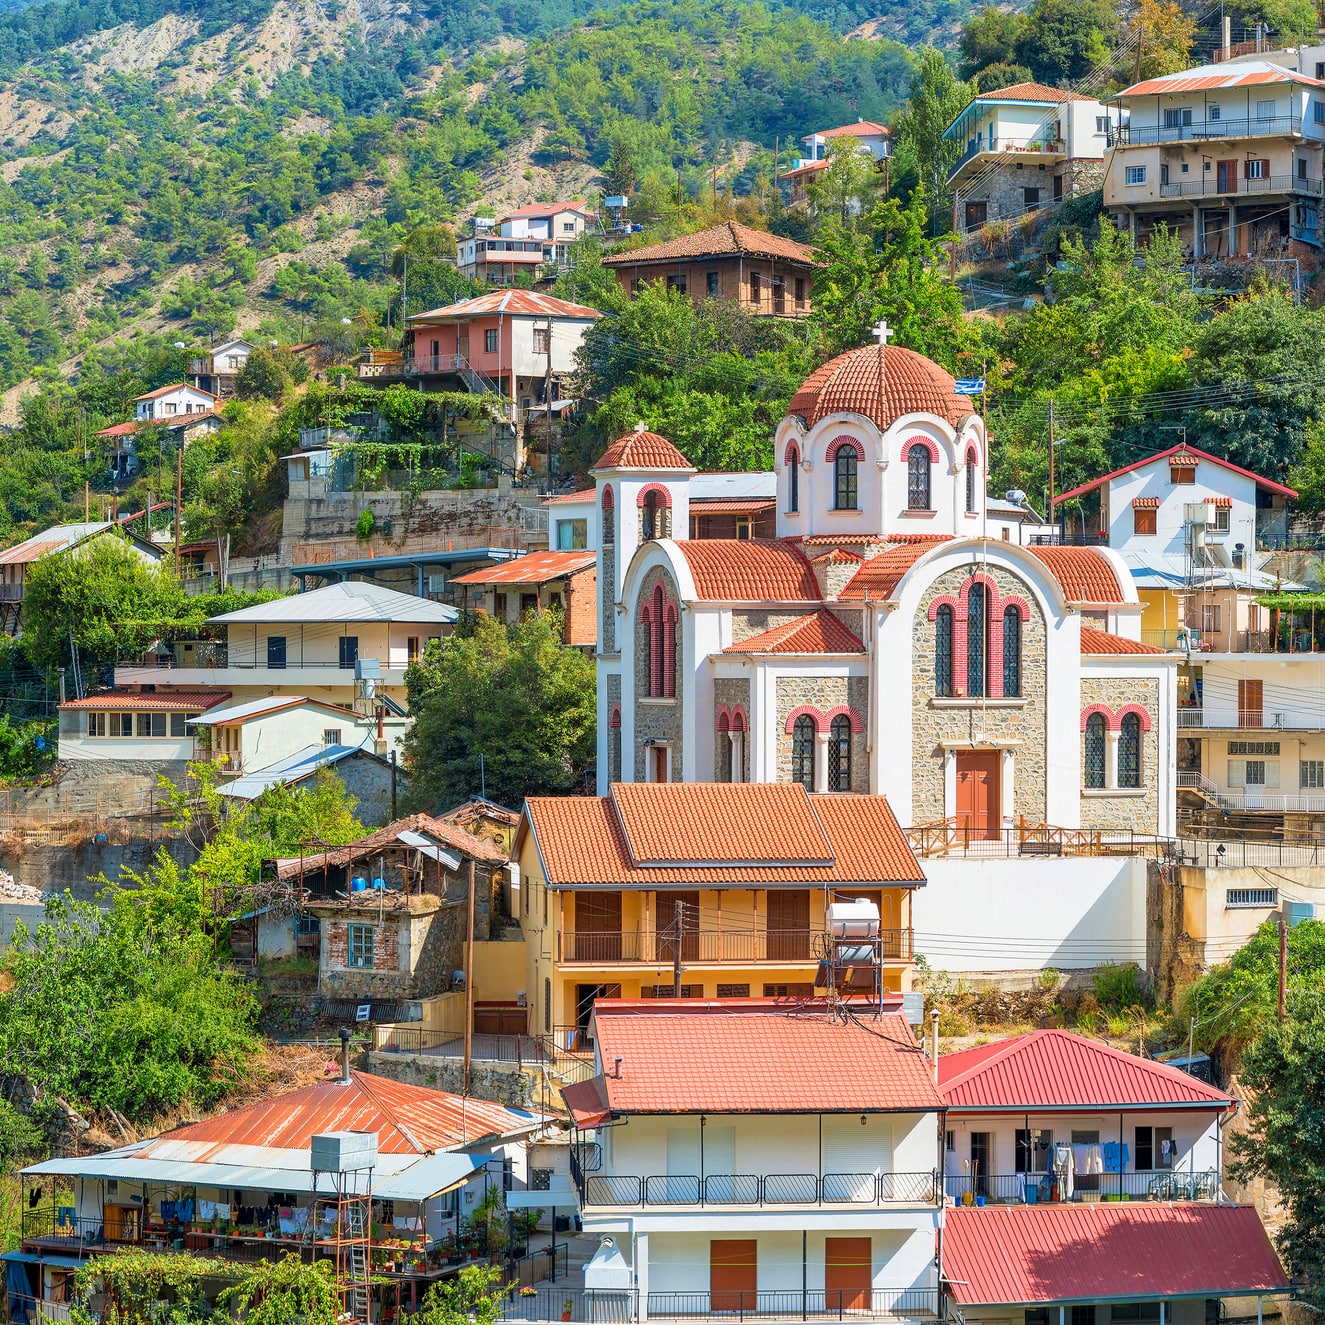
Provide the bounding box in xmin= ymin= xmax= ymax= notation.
xmin=642 ymin=490 xmax=660 ymax=540
xmin=601 ymin=486 xmax=615 ymax=542
xmin=935 ymin=605 xmax=954 ymax=697
xmin=834 ymin=448 xmax=858 ymax=511
xmin=717 ymin=720 xmax=732 ymax=782
xmin=828 ymin=715 xmax=852 ymax=792
xmin=663 ymin=603 xmax=677 ymax=698
xmin=645 ymin=584 xmax=665 ymax=697
xmin=1002 ymin=606 xmax=1022 ymax=698
xmin=1119 ymin=712 xmax=1142 ymax=788
xmin=965 ymin=457 xmax=977 ymax=513
xmin=787 ymin=445 xmax=800 ymax=514
xmin=792 ymin=715 xmax=816 ymax=791
xmin=966 ymin=582 xmax=987 ymax=698
xmin=907 ymin=446 xmax=931 ymax=511
xmin=1084 ymin=713 xmax=1106 ymax=789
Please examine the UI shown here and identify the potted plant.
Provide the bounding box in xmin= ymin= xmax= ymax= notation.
xmin=562 ymin=1299 xmax=574 ymax=1322
xmin=520 ymin=1288 xmax=538 ymax=1299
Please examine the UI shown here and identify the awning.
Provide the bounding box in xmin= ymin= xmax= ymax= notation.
xmin=943 ymin=1205 xmax=1291 ymax=1308
xmin=0 ymin=1253 xmax=91 ymax=1269
xmin=561 ymin=1077 xmax=611 ymax=1129
xmin=507 ymin=1184 xmax=578 ymax=1209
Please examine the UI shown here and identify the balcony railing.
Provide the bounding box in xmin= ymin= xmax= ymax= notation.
xmin=580 ymin=1170 xmax=940 ymax=1209
xmin=946 ymin=1170 xmax=1219 ymax=1204
xmin=642 ymin=1290 xmax=940 ymax=1320
xmin=558 ymin=928 xmax=913 ymax=964
xmin=1109 ymin=116 xmax=1304 ymax=145
xmin=1159 ymin=174 xmax=1323 ymax=198
xmin=950 ymin=136 xmax=1066 ymax=177
xmin=1176 ymin=708 xmax=1322 ymax=730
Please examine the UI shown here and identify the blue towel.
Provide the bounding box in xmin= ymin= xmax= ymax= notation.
xmin=56 ymin=1207 xmax=74 ymax=1228
xmin=1102 ymin=1142 xmax=1130 ymax=1174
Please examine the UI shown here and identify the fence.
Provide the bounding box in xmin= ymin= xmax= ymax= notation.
xmin=0 ymin=787 xmax=184 ymax=844
xmin=946 ymin=1169 xmax=1219 ymax=1204
xmin=905 ymin=819 xmax=1159 ymax=860
xmin=558 ymin=928 xmax=912 ymax=964
xmin=498 ymin=1288 xmax=940 ymax=1323
xmin=579 ymin=1171 xmax=940 ymax=1209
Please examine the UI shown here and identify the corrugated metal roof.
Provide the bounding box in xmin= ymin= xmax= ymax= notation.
xmin=939 ymin=1029 xmax=1233 ymax=1110
xmin=450 ymin=550 xmax=596 ymax=586
xmin=944 ymin=1205 xmax=1290 ymax=1306
xmin=0 ymin=524 xmax=114 ymax=566
xmin=189 ymin=695 xmax=358 ymax=725
xmin=207 ymin=581 xmax=458 ymax=625
xmin=1121 ymin=60 xmax=1325 ymax=96
xmin=690 ymin=498 xmax=776 ymax=515
xmin=218 ymin=744 xmax=376 ymax=800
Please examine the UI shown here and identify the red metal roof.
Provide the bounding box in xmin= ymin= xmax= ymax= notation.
xmin=690 ymin=497 xmax=776 ymax=514
xmin=939 ymin=1029 xmax=1233 ymax=1111
xmin=1056 ymin=443 xmax=1297 ymax=502
xmin=1080 ymin=627 xmax=1170 ymax=656
xmin=520 ymin=784 xmax=925 ymax=887
xmin=584 ymin=1003 xmax=944 ymax=1114
xmin=60 ymin=690 xmax=230 ymax=711
xmin=789 ymin=345 xmax=972 ymax=430
xmin=143 ymin=1071 xmax=538 ymax=1157
xmin=450 ymin=550 xmax=595 ymax=586
xmin=502 ymin=200 xmax=591 ymax=219
xmin=592 ymin=427 xmax=694 ymax=472
xmin=943 ymin=1205 xmax=1289 ymax=1306
xmin=676 ymin=539 xmax=820 ymax=601
xmin=97 ymin=420 xmax=142 ymax=437
xmin=1027 ymin=547 xmax=1128 ymax=603
xmin=724 ymin=609 xmax=865 ymax=655
xmin=1121 ymin=60 xmax=1325 ymax=97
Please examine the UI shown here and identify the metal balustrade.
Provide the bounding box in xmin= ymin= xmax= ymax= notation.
xmin=946 ymin=1170 xmax=1220 ymax=1204
xmin=1110 ymin=116 xmax=1304 ymax=145
xmin=1159 ymin=174 xmax=1323 ymax=198
xmin=558 ymin=928 xmax=913 ymax=964
xmin=579 ymin=1171 xmax=940 ymax=1208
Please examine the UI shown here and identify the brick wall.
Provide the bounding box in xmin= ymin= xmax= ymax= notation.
xmin=609 ymin=256 xmax=814 ymax=317
xmin=318 ymin=903 xmax=467 ymax=999
xmin=563 ymin=566 xmax=597 ymax=648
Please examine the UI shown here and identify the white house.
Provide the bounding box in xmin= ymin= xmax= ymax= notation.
xmin=191 ymin=338 xmax=257 ymax=397
xmin=562 ymin=998 xmax=945 ymax=1321
xmin=780 ymin=120 xmax=891 ymax=205
xmin=134 ymin=383 xmax=218 ymax=421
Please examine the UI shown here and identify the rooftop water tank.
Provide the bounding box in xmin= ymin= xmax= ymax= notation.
xmin=828 ymin=898 xmax=880 ymax=941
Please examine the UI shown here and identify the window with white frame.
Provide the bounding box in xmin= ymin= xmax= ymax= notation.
xmin=1315 ymin=100 xmax=1325 ymax=124
xmin=1256 ymin=99 xmax=1276 ymax=119
xmin=1303 ymin=759 xmax=1325 ymax=788
xmin=1125 ymin=165 xmax=1147 ymax=185
xmin=1210 ymin=105 xmax=1221 ymax=120
xmin=1227 ymin=887 xmax=1278 ymax=908
xmin=1229 ymin=758 xmax=1279 ymax=787
xmin=1214 ymin=505 xmax=1230 ymax=531
xmin=532 ymin=327 xmax=550 ymax=354
xmin=323 ymin=728 xmax=342 ymax=746
xmin=347 ymin=924 xmax=374 ymax=969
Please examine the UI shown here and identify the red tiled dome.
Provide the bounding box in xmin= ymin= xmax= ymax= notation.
xmin=592 ymin=426 xmax=694 ymax=472
xmin=788 ymin=345 xmax=970 ymax=430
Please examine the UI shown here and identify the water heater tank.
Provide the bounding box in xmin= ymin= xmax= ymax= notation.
xmin=828 ymin=898 xmax=880 ymax=940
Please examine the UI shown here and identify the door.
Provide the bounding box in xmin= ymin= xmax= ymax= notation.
xmin=573 ymin=983 xmax=621 ymax=1045
xmin=658 ymin=891 xmax=700 ymax=961
xmin=825 ymin=1237 xmax=872 ymax=1312
xmin=651 ymin=746 xmax=669 ymax=782
xmin=338 ymin=635 xmax=359 ymax=669
xmin=705 ymin=1125 xmax=737 ymax=1202
xmin=1217 ymin=159 xmax=1236 ymax=193
xmin=666 ymin=1124 xmax=702 ymax=1203
xmin=710 ymin=1240 xmax=757 ymax=1313
xmin=766 ymin=889 xmax=810 ymax=960
xmin=572 ymin=890 xmax=621 ymax=962
xmin=955 ymin=752 xmax=1000 ymax=839
xmin=458 ymin=328 xmax=470 ymax=361
xmin=1238 ymin=678 xmax=1263 ymax=727
xmin=266 ymin=635 xmax=286 ymax=669
xmin=965 ymin=201 xmax=988 ymax=229
xmin=969 ymin=1132 xmax=991 ymax=1198
xmin=824 ymin=1119 xmax=892 ymax=1201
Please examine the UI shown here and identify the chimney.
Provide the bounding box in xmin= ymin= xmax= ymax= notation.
xmin=1222 ymin=15 xmax=1231 ymax=60
xmin=338 ymin=1026 xmax=352 ymax=1085
xmin=929 ymin=1009 xmax=940 ymax=1085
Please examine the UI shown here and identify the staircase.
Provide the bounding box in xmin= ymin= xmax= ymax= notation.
xmin=1176 ymin=771 xmax=1232 ymax=811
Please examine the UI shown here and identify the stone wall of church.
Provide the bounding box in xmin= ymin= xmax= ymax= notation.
xmin=911 ymin=564 xmax=1048 ymax=825
xmin=773 ymin=675 xmax=870 ymax=791
xmin=600 ymin=542 xmax=617 ymax=653
xmin=713 ymin=678 xmax=752 ymax=781
xmin=606 ymin=673 xmax=622 ymax=784
xmin=1078 ymin=674 xmax=1162 ymax=834
xmin=633 ymin=565 xmax=684 ymax=779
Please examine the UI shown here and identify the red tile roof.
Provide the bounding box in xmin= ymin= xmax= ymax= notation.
xmin=502 ymin=200 xmax=591 ymax=219
xmin=601 ymin=221 xmax=816 ymax=267
xmin=817 ymin=119 xmax=890 ymax=137
xmin=543 ymin=488 xmax=596 ymax=505
xmin=810 ymin=547 xmax=865 ymax=564
xmin=725 ymin=609 xmax=865 ymax=655
xmin=676 ymin=539 xmax=820 ymax=601
xmin=1055 ymin=443 xmax=1297 ymax=502
xmin=591 ymin=427 xmax=694 ymax=472
xmin=689 ymin=497 xmax=776 ymax=514
xmin=944 ymin=1205 xmax=1289 ymax=1307
xmin=59 ymin=690 xmax=230 ymax=711
xmin=1028 ymin=546 xmax=1127 ymax=603
xmin=939 ymin=1029 xmax=1233 ymax=1111
xmin=789 ymin=345 xmax=972 ymax=430
xmin=135 ymin=383 xmax=217 ymax=401
xmin=1080 ymin=627 xmax=1170 ymax=656
xmin=407 ymin=290 xmax=604 ymax=322
xmin=144 ymin=1070 xmax=538 ymax=1157
xmin=976 ymin=80 xmax=1086 ymax=103
xmin=1132 ymin=497 xmax=1161 ymax=509
xmin=273 ymin=813 xmax=508 ymax=879
xmin=450 ymin=550 xmax=595 ymax=586
xmin=838 ymin=540 xmax=950 ymax=600
xmin=520 ymin=785 xmax=925 ymax=887
xmin=582 ymin=1003 xmax=944 ymax=1114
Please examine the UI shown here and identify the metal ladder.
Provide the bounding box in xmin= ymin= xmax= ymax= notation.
xmin=345 ymin=1198 xmax=371 ymax=1322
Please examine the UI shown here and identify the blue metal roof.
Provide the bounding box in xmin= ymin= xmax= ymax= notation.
xmin=218 ymin=744 xmax=386 ymax=801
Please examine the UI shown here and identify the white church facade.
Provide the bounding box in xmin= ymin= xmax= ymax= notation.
xmin=593 ymin=338 xmax=1179 ymax=837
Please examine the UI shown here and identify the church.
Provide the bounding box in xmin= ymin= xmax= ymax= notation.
xmin=592 ymin=335 xmax=1178 ymax=837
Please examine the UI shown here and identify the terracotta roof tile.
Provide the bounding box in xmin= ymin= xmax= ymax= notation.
xmin=817 ymin=119 xmax=890 ymax=137
xmin=724 ymin=609 xmax=865 ymax=655
xmin=977 ymin=80 xmax=1084 ymax=102
xmin=586 ymin=1004 xmax=944 ymax=1113
xmin=837 ymin=540 xmax=950 ymax=600
xmin=676 ymin=539 xmax=820 ymax=601
xmin=134 ymin=383 xmax=217 ymax=402
xmin=1027 ymin=546 xmax=1127 ymax=603
xmin=939 ymin=1028 xmax=1232 ymax=1110
xmin=810 ymin=547 xmax=865 ymax=564
xmin=1080 ymin=627 xmax=1169 ymax=655
xmin=944 ymin=1205 xmax=1289 ymax=1307
xmin=789 ymin=345 xmax=972 ymax=430
xmin=408 ymin=291 xmax=604 ymax=322
xmin=450 ymin=550 xmax=595 ymax=586
xmin=543 ymin=488 xmax=596 ymax=505
xmin=272 ymin=813 xmax=507 ymax=880
xmin=521 ymin=785 xmax=925 ymax=887
xmin=60 ymin=690 xmax=230 ymax=711
xmin=1168 ymin=452 xmax=1200 ymax=466
xmin=601 ymin=221 xmax=816 ymax=267
xmin=502 ymin=200 xmax=590 ymax=218
xmin=591 ymin=427 xmax=694 ymax=472
xmin=97 ymin=420 xmax=142 ymax=437
xmin=689 ymin=497 xmax=776 ymax=514
xmin=1132 ymin=497 xmax=1161 ymax=508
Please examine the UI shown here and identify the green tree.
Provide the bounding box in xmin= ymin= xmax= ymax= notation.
xmin=218 ymin=1255 xmax=342 ymax=1325
xmin=0 ymin=1099 xmax=41 ymax=1169
xmin=416 ymin=1265 xmax=509 ymax=1325
xmin=806 ymin=138 xmax=881 ymax=230
xmin=404 ymin=611 xmax=596 ymax=808
xmin=234 ymin=345 xmax=296 ymax=402
xmin=604 ymin=136 xmax=638 ymax=196
xmin=892 ymin=49 xmax=975 ymax=217
xmin=958 ymin=6 xmax=1026 ymax=80
xmin=73 ymin=1249 xmax=224 ymax=1325
xmin=1013 ymin=0 xmax=1118 ymax=83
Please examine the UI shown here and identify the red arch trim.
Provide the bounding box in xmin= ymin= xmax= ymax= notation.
xmin=1000 ymin=594 xmax=1031 ymax=622
xmin=784 ymin=440 xmax=802 ymax=465
xmin=608 ymin=703 xmax=622 ymax=730
xmin=927 ymin=593 xmax=961 ymax=623
xmin=601 ymin=484 xmax=615 ymax=509
xmin=784 ymin=704 xmax=828 ymax=735
xmin=964 ymin=443 xmax=980 ymax=466
xmin=902 ymin=435 xmax=939 ymax=462
xmin=636 ymin=482 xmax=674 ymax=509
xmin=717 ymin=704 xmax=731 ymax=733
xmin=1080 ymin=703 xmax=1116 ymax=733
xmin=826 ymin=435 xmax=865 ymax=462
xmin=729 ymin=705 xmax=748 ymax=734
xmin=824 ymin=704 xmax=864 ymax=734
xmin=1115 ymin=703 xmax=1153 ymax=733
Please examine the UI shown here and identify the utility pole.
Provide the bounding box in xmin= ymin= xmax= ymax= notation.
xmin=672 ymin=900 xmax=683 ymax=997
xmin=544 ymin=316 xmax=554 ymax=489
xmin=1047 ymin=400 xmax=1057 ymax=535
xmin=174 ymin=443 xmax=184 ymax=578
xmin=463 ymin=858 xmax=477 ymax=1090
xmin=1278 ymin=919 xmax=1288 ymax=1020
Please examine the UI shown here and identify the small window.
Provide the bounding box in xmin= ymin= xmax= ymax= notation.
xmin=716 ymin=984 xmax=751 ymax=998
xmin=1209 ymin=105 xmax=1221 ymax=120
xmin=1229 ymin=740 xmax=1279 ymax=756
xmin=1003 ymin=607 xmax=1022 ymax=698
xmin=792 ymin=714 xmax=815 ymax=791
xmin=532 ymin=327 xmax=550 ymax=354
xmin=1125 ymin=166 xmax=1147 ymax=186
xmin=563 ymin=221 xmax=575 ymax=232
xmin=1163 ymin=107 xmax=1193 ymax=128
xmin=935 ymin=604 xmax=954 ymax=697
xmin=749 ymin=271 xmax=761 ymax=302
xmin=706 ymin=271 xmax=720 ymax=298
xmin=1214 ymin=506 xmax=1230 ymax=532
xmin=965 ymin=458 xmax=977 ymax=513
xmin=347 ymin=924 xmax=374 ymax=969
xmin=794 ymin=276 xmax=805 ymax=306
xmin=1119 ymin=712 xmax=1142 ymax=788
xmin=967 ymin=582 xmax=987 ymax=699
xmin=1227 ymin=887 xmax=1279 ymax=908
xmin=1023 ymin=186 xmax=1040 ymax=209
xmin=494 ymin=591 xmax=507 ymax=617
xmin=484 ymin=328 xmax=498 ymax=353
xmin=666 ymin=274 xmax=687 ymax=294
xmin=1170 ymin=465 xmax=1196 ymax=485
xmin=828 ymin=714 xmax=852 ymax=792
xmin=170 ymin=712 xmax=187 ymax=737
xmin=1245 ymin=159 xmax=1269 ymax=180
xmin=407 ymin=636 xmax=421 ymax=663
xmin=87 ymin=712 xmax=107 ymax=737
xmin=1134 ymin=507 xmax=1157 ymax=536
xmin=1316 ymin=99 xmax=1325 ymax=123
xmin=1095 ymin=116 xmax=1108 ymax=133
xmin=557 ymin=518 xmax=588 ymax=550
xmin=322 ymin=728 xmax=342 ymax=746
xmin=1135 ymin=1125 xmax=1174 ymax=1171
xmin=834 ymin=448 xmax=858 ymax=511
xmin=1256 ymin=99 xmax=1276 ymax=120
xmin=907 ymin=447 xmax=931 ymax=510
xmin=1303 ymin=759 xmax=1325 ymax=789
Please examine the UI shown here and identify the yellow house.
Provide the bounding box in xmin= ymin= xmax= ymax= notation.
xmin=513 ymin=781 xmax=926 ymax=1048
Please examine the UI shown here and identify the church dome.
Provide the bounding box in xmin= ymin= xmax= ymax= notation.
xmin=592 ymin=423 xmax=695 ymax=472
xmin=788 ymin=344 xmax=971 ymax=431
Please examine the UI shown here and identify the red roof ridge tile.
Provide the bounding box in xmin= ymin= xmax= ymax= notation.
xmin=1080 ymin=626 xmax=1169 ymax=655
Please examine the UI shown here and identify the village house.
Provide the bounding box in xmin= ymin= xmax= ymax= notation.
xmin=944 ymin=83 xmax=1108 ymax=232
xmin=190 ymin=337 xmax=257 ymax=397
xmin=937 ymin=1029 xmax=1291 ymax=1325
xmin=0 ymin=522 xmax=162 ymax=636
xmin=513 ymin=780 xmax=926 ymax=1047
xmin=14 ymin=1053 xmax=549 ymax=1325
xmin=601 ymin=222 xmax=817 ymax=318
xmin=1102 ymin=62 xmax=1325 ymax=253
xmin=591 ymin=338 xmax=1180 ymax=839
xmin=134 ymin=382 xmax=218 ymax=422
xmin=456 ymin=203 xmax=599 ymax=282
xmin=451 ymin=549 xmax=598 ymax=649
xmin=780 ymin=119 xmax=891 ymax=206
xmin=561 ymin=998 xmax=945 ymax=1321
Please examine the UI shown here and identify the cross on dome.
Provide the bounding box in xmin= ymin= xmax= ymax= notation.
xmin=872 ymin=318 xmax=893 ymax=348
xmin=633 ymin=420 xmax=649 ymax=433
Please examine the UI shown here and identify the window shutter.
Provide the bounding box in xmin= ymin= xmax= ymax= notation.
xmin=1266 ymin=761 xmax=1281 ymax=789
xmin=1228 ymin=759 xmax=1245 ymax=787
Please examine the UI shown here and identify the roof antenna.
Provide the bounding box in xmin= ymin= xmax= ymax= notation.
xmin=338 ymin=1026 xmax=352 ymax=1085
xmin=614 ymin=1056 xmax=624 ymax=1078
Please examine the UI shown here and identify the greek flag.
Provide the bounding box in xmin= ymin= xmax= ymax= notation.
xmin=954 ymin=378 xmax=986 ymax=396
